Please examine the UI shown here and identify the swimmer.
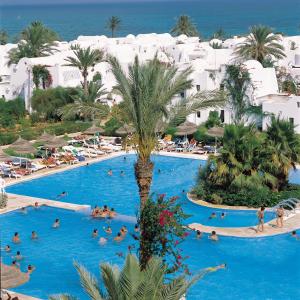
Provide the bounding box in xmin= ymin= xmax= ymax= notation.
xmin=134 ymin=224 xmax=139 ymax=232
xmin=221 ymin=212 xmax=226 ymax=219
xmin=27 ymin=264 xmax=36 ymax=274
xmin=31 ymin=231 xmax=38 ymax=240
xmin=86 ymin=163 xmax=89 ymax=166
xmin=4 ymin=245 xmax=11 ymax=252
xmin=21 ymin=207 xmax=27 ymax=214
xmin=12 ymin=232 xmax=20 ymax=244
xmin=209 ymin=231 xmax=219 ymax=241
xmin=291 ymin=230 xmax=300 ymax=240
xmin=52 ymin=218 xmax=60 ymax=228
xmin=182 ymin=189 xmax=185 ymax=194
xmin=209 ymin=212 xmax=217 ymax=219
xmin=109 ymin=208 xmax=116 ymax=218
xmin=98 ymin=237 xmax=107 ymax=245
xmin=158 ymin=169 xmax=161 ymax=174
xmin=114 ymin=232 xmax=123 ymax=242
xmin=104 ymin=226 xmax=112 ymax=234
xmin=120 ymin=170 xmax=125 ymax=176
xmin=196 ymin=230 xmax=202 ymax=239
xmin=56 ymin=191 xmax=67 ymax=200
xmin=108 ymin=169 xmax=113 ymax=176
xmin=123 ymin=157 xmax=126 ymax=161
xmin=205 ymin=264 xmax=226 ymax=272
xmin=34 ymin=202 xmax=39 ymax=209
xmin=13 ymin=251 xmax=23 ymax=261
xmin=103 ymin=205 xmax=108 ymax=212
xmin=120 ymin=226 xmax=128 ymax=236
xmin=92 ymin=229 xmax=98 ymax=238
xmin=12 ymin=260 xmax=20 ymax=269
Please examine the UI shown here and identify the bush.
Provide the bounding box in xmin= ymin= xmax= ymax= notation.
xmin=104 ymin=117 xmax=121 ymax=136
xmin=0 ymin=97 xmax=26 ymax=128
xmin=164 ymin=127 xmax=177 ymax=138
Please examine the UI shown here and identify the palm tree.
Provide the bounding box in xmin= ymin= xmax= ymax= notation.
xmin=234 ymin=25 xmax=286 ymax=65
xmin=106 ymin=16 xmax=121 ymax=38
xmin=170 ymin=15 xmax=198 ymax=37
xmin=109 ymin=55 xmax=224 ymax=267
xmin=65 ymin=45 xmax=103 ymax=96
xmin=32 ymin=65 xmax=52 ymax=89
xmin=211 ymin=28 xmax=227 ymax=40
xmin=50 ymin=254 xmax=216 ymax=300
xmin=8 ymin=21 xmax=59 ymax=65
xmin=59 ymin=81 xmax=109 ymax=121
xmin=0 ymin=30 xmax=8 ymax=45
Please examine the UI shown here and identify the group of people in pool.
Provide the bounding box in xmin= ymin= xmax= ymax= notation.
xmin=209 ymin=212 xmax=226 ymax=219
xmin=91 ymin=205 xmax=116 ymax=218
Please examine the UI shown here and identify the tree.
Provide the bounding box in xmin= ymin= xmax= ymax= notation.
xmin=109 ymin=55 xmax=224 ymax=267
xmin=170 ymin=15 xmax=198 ymax=37
xmin=223 ymin=64 xmax=252 ymax=124
xmin=32 ymin=65 xmax=52 ymax=89
xmin=106 ymin=16 xmax=121 ymax=38
xmin=50 ymin=254 xmax=215 ymax=300
xmin=0 ymin=30 xmax=8 ymax=45
xmin=211 ymin=28 xmax=227 ymax=40
xmin=8 ymin=21 xmax=59 ymax=65
xmin=59 ymin=81 xmax=109 ymax=121
xmin=65 ymin=46 xmax=103 ymax=96
xmin=234 ymin=25 xmax=286 ymax=65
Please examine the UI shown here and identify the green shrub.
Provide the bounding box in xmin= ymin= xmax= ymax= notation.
xmin=164 ymin=127 xmax=177 ymax=138
xmin=104 ymin=117 xmax=121 ymax=136
xmin=0 ymin=132 xmax=17 ymax=145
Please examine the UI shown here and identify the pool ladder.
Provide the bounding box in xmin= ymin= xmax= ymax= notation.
xmin=271 ymin=198 xmax=300 ymax=216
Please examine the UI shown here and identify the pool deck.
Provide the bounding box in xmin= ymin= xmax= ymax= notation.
xmin=1 ymin=290 xmax=39 ymax=300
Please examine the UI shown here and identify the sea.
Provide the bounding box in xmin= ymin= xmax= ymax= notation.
xmin=1 ymin=0 xmax=300 ymax=41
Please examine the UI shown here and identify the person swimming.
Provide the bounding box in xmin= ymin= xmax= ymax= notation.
xmin=108 ymin=169 xmax=113 ymax=176
xmin=34 ymin=202 xmax=39 ymax=209
xmin=158 ymin=169 xmax=161 ymax=174
xmin=120 ymin=170 xmax=125 ymax=176
xmin=20 ymin=206 xmax=27 ymax=214
xmin=123 ymin=156 xmax=126 ymax=161
xmin=221 ymin=212 xmax=226 ymax=219
xmin=12 ymin=232 xmax=20 ymax=243
xmin=52 ymin=218 xmax=60 ymax=228
xmin=209 ymin=212 xmax=217 ymax=219
xmin=92 ymin=229 xmax=98 ymax=238
xmin=134 ymin=224 xmax=139 ymax=232
xmin=120 ymin=226 xmax=128 ymax=236
xmin=196 ymin=230 xmax=202 ymax=239
xmin=209 ymin=231 xmax=219 ymax=241
xmin=4 ymin=245 xmax=11 ymax=252
xmin=291 ymin=230 xmax=300 ymax=240
xmin=104 ymin=226 xmax=112 ymax=234
xmin=12 ymin=260 xmax=20 ymax=269
xmin=205 ymin=264 xmax=226 ymax=272
xmin=13 ymin=251 xmax=23 ymax=261
xmin=31 ymin=231 xmax=38 ymax=240
xmin=98 ymin=237 xmax=107 ymax=245
xmin=114 ymin=232 xmax=123 ymax=241
xmin=109 ymin=208 xmax=116 ymax=218
xmin=27 ymin=264 xmax=36 ymax=274
xmin=56 ymin=191 xmax=67 ymax=200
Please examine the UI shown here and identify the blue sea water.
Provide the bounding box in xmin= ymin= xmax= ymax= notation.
xmin=1 ymin=0 xmax=300 ymax=41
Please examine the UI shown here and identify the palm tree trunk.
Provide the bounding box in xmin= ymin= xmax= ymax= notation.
xmin=134 ymin=157 xmax=154 ymax=208
xmin=83 ymin=70 xmax=88 ymax=96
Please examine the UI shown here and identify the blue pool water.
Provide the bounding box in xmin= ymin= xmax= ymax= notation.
xmin=7 ymin=155 xmax=280 ymax=227
xmin=1 ymin=206 xmax=300 ymax=299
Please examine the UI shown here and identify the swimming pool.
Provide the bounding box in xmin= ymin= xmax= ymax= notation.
xmin=6 ymin=154 xmax=286 ymax=227
xmin=1 ymin=206 xmax=300 ymax=300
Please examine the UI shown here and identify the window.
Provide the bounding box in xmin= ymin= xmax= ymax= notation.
xmin=220 ymin=110 xmax=225 ymax=123
xmin=289 ymin=118 xmax=294 ymax=125
xmin=297 ymin=102 xmax=300 ymax=108
xmin=197 ymin=111 xmax=201 ymax=118
xmin=196 ymin=85 xmax=200 ymax=91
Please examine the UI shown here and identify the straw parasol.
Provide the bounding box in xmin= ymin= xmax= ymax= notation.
xmin=116 ymin=124 xmax=135 ymax=135
xmin=9 ymin=137 xmax=36 ymax=154
xmin=206 ymin=126 xmax=224 ymax=138
xmin=84 ymin=124 xmax=105 ymax=135
xmin=1 ymin=263 xmax=29 ymax=289
xmin=0 ymin=148 xmax=11 ymax=162
xmin=175 ymin=120 xmax=198 ymax=136
xmin=44 ymin=136 xmax=68 ymax=149
xmin=36 ymin=131 xmax=56 ymax=144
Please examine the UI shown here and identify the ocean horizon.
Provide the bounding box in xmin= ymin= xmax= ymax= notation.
xmin=1 ymin=0 xmax=300 ymax=41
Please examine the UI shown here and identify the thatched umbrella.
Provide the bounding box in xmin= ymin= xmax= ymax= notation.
xmin=84 ymin=124 xmax=105 ymax=135
xmin=9 ymin=137 xmax=36 ymax=154
xmin=1 ymin=263 xmax=29 ymax=289
xmin=44 ymin=136 xmax=68 ymax=149
xmin=36 ymin=131 xmax=56 ymax=144
xmin=116 ymin=124 xmax=135 ymax=135
xmin=175 ymin=120 xmax=198 ymax=136
xmin=0 ymin=148 xmax=11 ymax=162
xmin=206 ymin=126 xmax=224 ymax=155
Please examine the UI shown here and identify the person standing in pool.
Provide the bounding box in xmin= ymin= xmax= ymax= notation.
xmin=108 ymin=169 xmax=113 ymax=176
xmin=196 ymin=230 xmax=202 ymax=239
xmin=12 ymin=232 xmax=20 ymax=244
xmin=52 ymin=219 xmax=60 ymax=228
xmin=92 ymin=229 xmax=98 ymax=238
xmin=4 ymin=245 xmax=11 ymax=252
xmin=291 ymin=231 xmax=300 ymax=240
xmin=257 ymin=207 xmax=265 ymax=232
xmin=209 ymin=231 xmax=219 ymax=241
xmin=276 ymin=206 xmax=284 ymax=228
xmin=31 ymin=231 xmax=38 ymax=240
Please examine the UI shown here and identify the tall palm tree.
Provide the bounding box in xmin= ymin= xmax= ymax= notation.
xmin=65 ymin=45 xmax=103 ymax=96
xmin=106 ymin=16 xmax=121 ymax=38
xmin=50 ymin=254 xmax=216 ymax=300
xmin=59 ymin=81 xmax=109 ymax=121
xmin=234 ymin=25 xmax=286 ymax=65
xmin=32 ymin=65 xmax=52 ymax=89
xmin=8 ymin=21 xmax=59 ymax=65
xmin=109 ymin=55 xmax=224 ymax=267
xmin=171 ymin=15 xmax=198 ymax=37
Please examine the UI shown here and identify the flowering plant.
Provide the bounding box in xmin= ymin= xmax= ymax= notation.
xmin=137 ymin=194 xmax=191 ymax=273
